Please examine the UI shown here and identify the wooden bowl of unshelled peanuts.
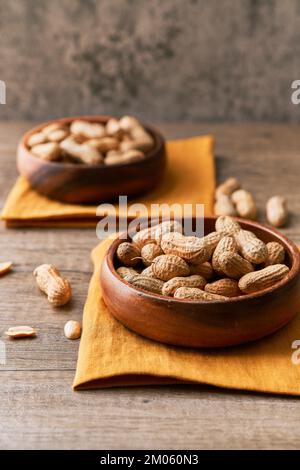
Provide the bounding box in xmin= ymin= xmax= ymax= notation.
xmin=100 ymin=216 xmax=300 ymax=348
xmin=17 ymin=115 xmax=166 ymax=203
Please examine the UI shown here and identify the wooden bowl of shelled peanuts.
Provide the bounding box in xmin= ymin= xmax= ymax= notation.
xmin=17 ymin=115 xmax=166 ymax=204
xmin=100 ymin=216 xmax=300 ymax=348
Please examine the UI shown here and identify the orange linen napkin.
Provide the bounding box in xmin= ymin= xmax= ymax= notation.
xmin=73 ymin=238 xmax=300 ymax=395
xmin=1 ymin=136 xmax=215 ymax=227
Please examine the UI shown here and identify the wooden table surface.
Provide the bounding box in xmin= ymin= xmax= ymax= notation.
xmin=0 ymin=122 xmax=300 ymax=450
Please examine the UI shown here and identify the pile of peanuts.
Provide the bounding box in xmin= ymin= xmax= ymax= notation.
xmin=115 ymin=217 xmax=290 ymax=301
xmin=214 ymin=177 xmax=288 ymax=228
xmin=27 ymin=116 xmax=154 ymax=166
xmin=2 ymin=262 xmax=81 ymax=340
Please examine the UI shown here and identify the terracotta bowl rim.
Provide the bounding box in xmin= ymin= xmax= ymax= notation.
xmin=19 ymin=114 xmax=165 ymax=170
xmin=105 ymin=216 xmax=300 ymax=305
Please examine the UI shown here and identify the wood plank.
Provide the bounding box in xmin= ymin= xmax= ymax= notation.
xmin=1 ymin=370 xmax=300 ymax=450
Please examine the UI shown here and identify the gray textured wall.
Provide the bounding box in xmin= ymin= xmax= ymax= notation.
xmin=0 ymin=0 xmax=300 ymax=122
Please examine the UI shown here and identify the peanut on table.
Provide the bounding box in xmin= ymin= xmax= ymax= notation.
xmin=214 ymin=177 xmax=288 ymax=228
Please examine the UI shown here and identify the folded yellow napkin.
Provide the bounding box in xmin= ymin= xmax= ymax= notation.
xmin=73 ymin=239 xmax=300 ymax=394
xmin=1 ymin=136 xmax=215 ymax=227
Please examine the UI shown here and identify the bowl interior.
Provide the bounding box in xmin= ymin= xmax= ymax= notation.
xmin=109 ymin=217 xmax=300 ymax=303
